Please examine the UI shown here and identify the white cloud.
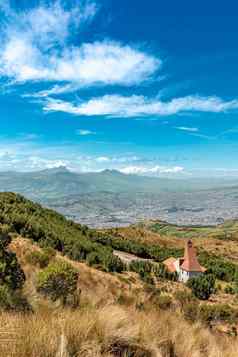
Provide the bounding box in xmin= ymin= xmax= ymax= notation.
xmin=119 ymin=165 xmax=184 ymax=175
xmin=76 ymin=129 xmax=96 ymax=136
xmin=0 ymin=1 xmax=160 ymax=87
xmin=175 ymin=126 xmax=199 ymax=132
xmin=0 ymin=141 xmax=181 ymax=176
xmin=95 ymin=156 xmax=110 ymax=163
xmin=44 ymin=94 xmax=238 ymax=117
xmin=26 ymin=157 xmax=69 ymax=170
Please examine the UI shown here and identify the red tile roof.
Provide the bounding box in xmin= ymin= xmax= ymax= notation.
xmin=180 ymin=240 xmax=206 ymax=272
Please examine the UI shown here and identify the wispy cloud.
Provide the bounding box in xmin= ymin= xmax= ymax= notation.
xmin=188 ymin=132 xmax=216 ymax=140
xmin=0 ymin=141 xmax=184 ymax=176
xmin=0 ymin=1 xmax=160 ymax=87
xmin=76 ymin=129 xmax=96 ymax=136
xmin=119 ymin=165 xmax=184 ymax=175
xmin=44 ymin=94 xmax=238 ymax=118
xmin=174 ymin=126 xmax=217 ymax=140
xmin=175 ymin=126 xmax=199 ymax=132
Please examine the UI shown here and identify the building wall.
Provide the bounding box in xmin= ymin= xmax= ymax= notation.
xmin=178 ymin=268 xmax=189 ymax=283
xmin=174 ymin=259 xmax=180 ymax=273
xmin=178 ymin=269 xmax=203 ymax=283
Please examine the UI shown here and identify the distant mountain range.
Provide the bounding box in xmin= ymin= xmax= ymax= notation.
xmin=0 ymin=166 xmax=237 ymax=198
xmin=1 ymin=167 xmax=238 ymax=227
xmin=0 ymin=166 xmax=184 ymax=199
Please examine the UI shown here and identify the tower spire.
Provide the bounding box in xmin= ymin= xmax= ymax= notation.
xmin=180 ymin=240 xmax=205 ymax=272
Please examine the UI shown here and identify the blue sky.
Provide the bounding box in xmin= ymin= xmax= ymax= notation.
xmin=1 ymin=0 xmax=238 ymax=176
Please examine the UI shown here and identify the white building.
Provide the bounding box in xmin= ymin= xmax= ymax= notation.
xmin=163 ymin=240 xmax=206 ymax=283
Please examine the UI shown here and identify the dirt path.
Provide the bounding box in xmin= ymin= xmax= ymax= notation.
xmin=113 ymin=250 xmax=152 ymax=265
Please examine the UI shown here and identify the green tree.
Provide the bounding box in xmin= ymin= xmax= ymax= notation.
xmin=0 ymin=226 xmax=27 ymax=311
xmin=36 ymin=261 xmax=79 ymax=306
xmin=187 ymin=274 xmax=215 ymax=300
xmin=0 ymin=227 xmax=25 ymax=290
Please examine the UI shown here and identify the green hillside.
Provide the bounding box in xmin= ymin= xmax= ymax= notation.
xmin=0 ymin=192 xmax=125 ymax=273
xmin=149 ymin=219 xmax=238 ymax=241
xmin=0 ymin=192 xmax=182 ymax=265
xmin=1 ymin=192 xmax=238 ymax=285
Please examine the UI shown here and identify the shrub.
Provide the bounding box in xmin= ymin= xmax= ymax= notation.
xmin=86 ymin=251 xmax=103 ymax=267
xmin=105 ymin=254 xmax=125 ymax=273
xmin=198 ymin=251 xmax=237 ymax=282
xmin=183 ymin=302 xmax=199 ymax=322
xmin=153 ymin=263 xmax=178 ymax=281
xmin=187 ymin=274 xmax=215 ymax=300
xmin=42 ymin=246 xmax=56 ymax=259
xmin=150 ymin=293 xmax=169 ymax=310
xmin=0 ymin=227 xmax=28 ymax=312
xmin=36 ymin=261 xmax=79 ymax=306
xmin=129 ymin=260 xmax=154 ymax=277
xmin=0 ymin=285 xmax=31 ymax=312
xmin=224 ymin=284 xmax=236 ymax=295
xmin=86 ymin=250 xmax=124 ymax=273
xmin=0 ymin=228 xmax=25 ymax=290
xmin=141 ymin=272 xmax=155 ymax=285
xmin=174 ymin=290 xmax=195 ymax=308
xmin=156 ymin=294 xmax=172 ymax=310
xmin=26 ymin=247 xmax=56 ymax=268
xmin=129 ymin=260 xmax=154 ymax=283
xmin=198 ymin=304 xmax=238 ymax=324
xmin=26 ymin=250 xmax=50 ymax=268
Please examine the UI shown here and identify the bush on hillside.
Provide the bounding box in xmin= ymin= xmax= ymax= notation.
xmin=198 ymin=251 xmax=237 ymax=282
xmin=26 ymin=250 xmax=50 ymax=268
xmin=183 ymin=302 xmax=199 ymax=322
xmin=129 ymin=260 xmax=177 ymax=283
xmin=0 ymin=228 xmax=25 ymax=290
xmin=0 ymin=227 xmax=28 ymax=311
xmin=187 ymin=274 xmax=215 ymax=300
xmin=174 ymin=290 xmax=196 ymax=308
xmin=129 ymin=260 xmax=153 ymax=275
xmin=198 ymin=304 xmax=238 ymax=324
xmin=153 ymin=263 xmax=178 ymax=281
xmin=105 ymin=254 xmax=125 ymax=273
xmin=36 ymin=261 xmax=79 ymax=306
xmin=0 ymin=285 xmax=31 ymax=312
xmin=26 ymin=246 xmax=56 ymax=268
xmin=86 ymin=249 xmax=124 ymax=273
xmin=154 ymin=294 xmax=172 ymax=310
xmin=224 ymin=284 xmax=237 ymax=295
xmin=86 ymin=251 xmax=102 ymax=267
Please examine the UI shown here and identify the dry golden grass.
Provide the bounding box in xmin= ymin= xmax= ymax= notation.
xmin=0 ymin=305 xmax=238 ymax=357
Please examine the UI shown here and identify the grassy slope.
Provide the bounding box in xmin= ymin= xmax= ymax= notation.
xmin=4 ymin=236 xmax=238 ymax=357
